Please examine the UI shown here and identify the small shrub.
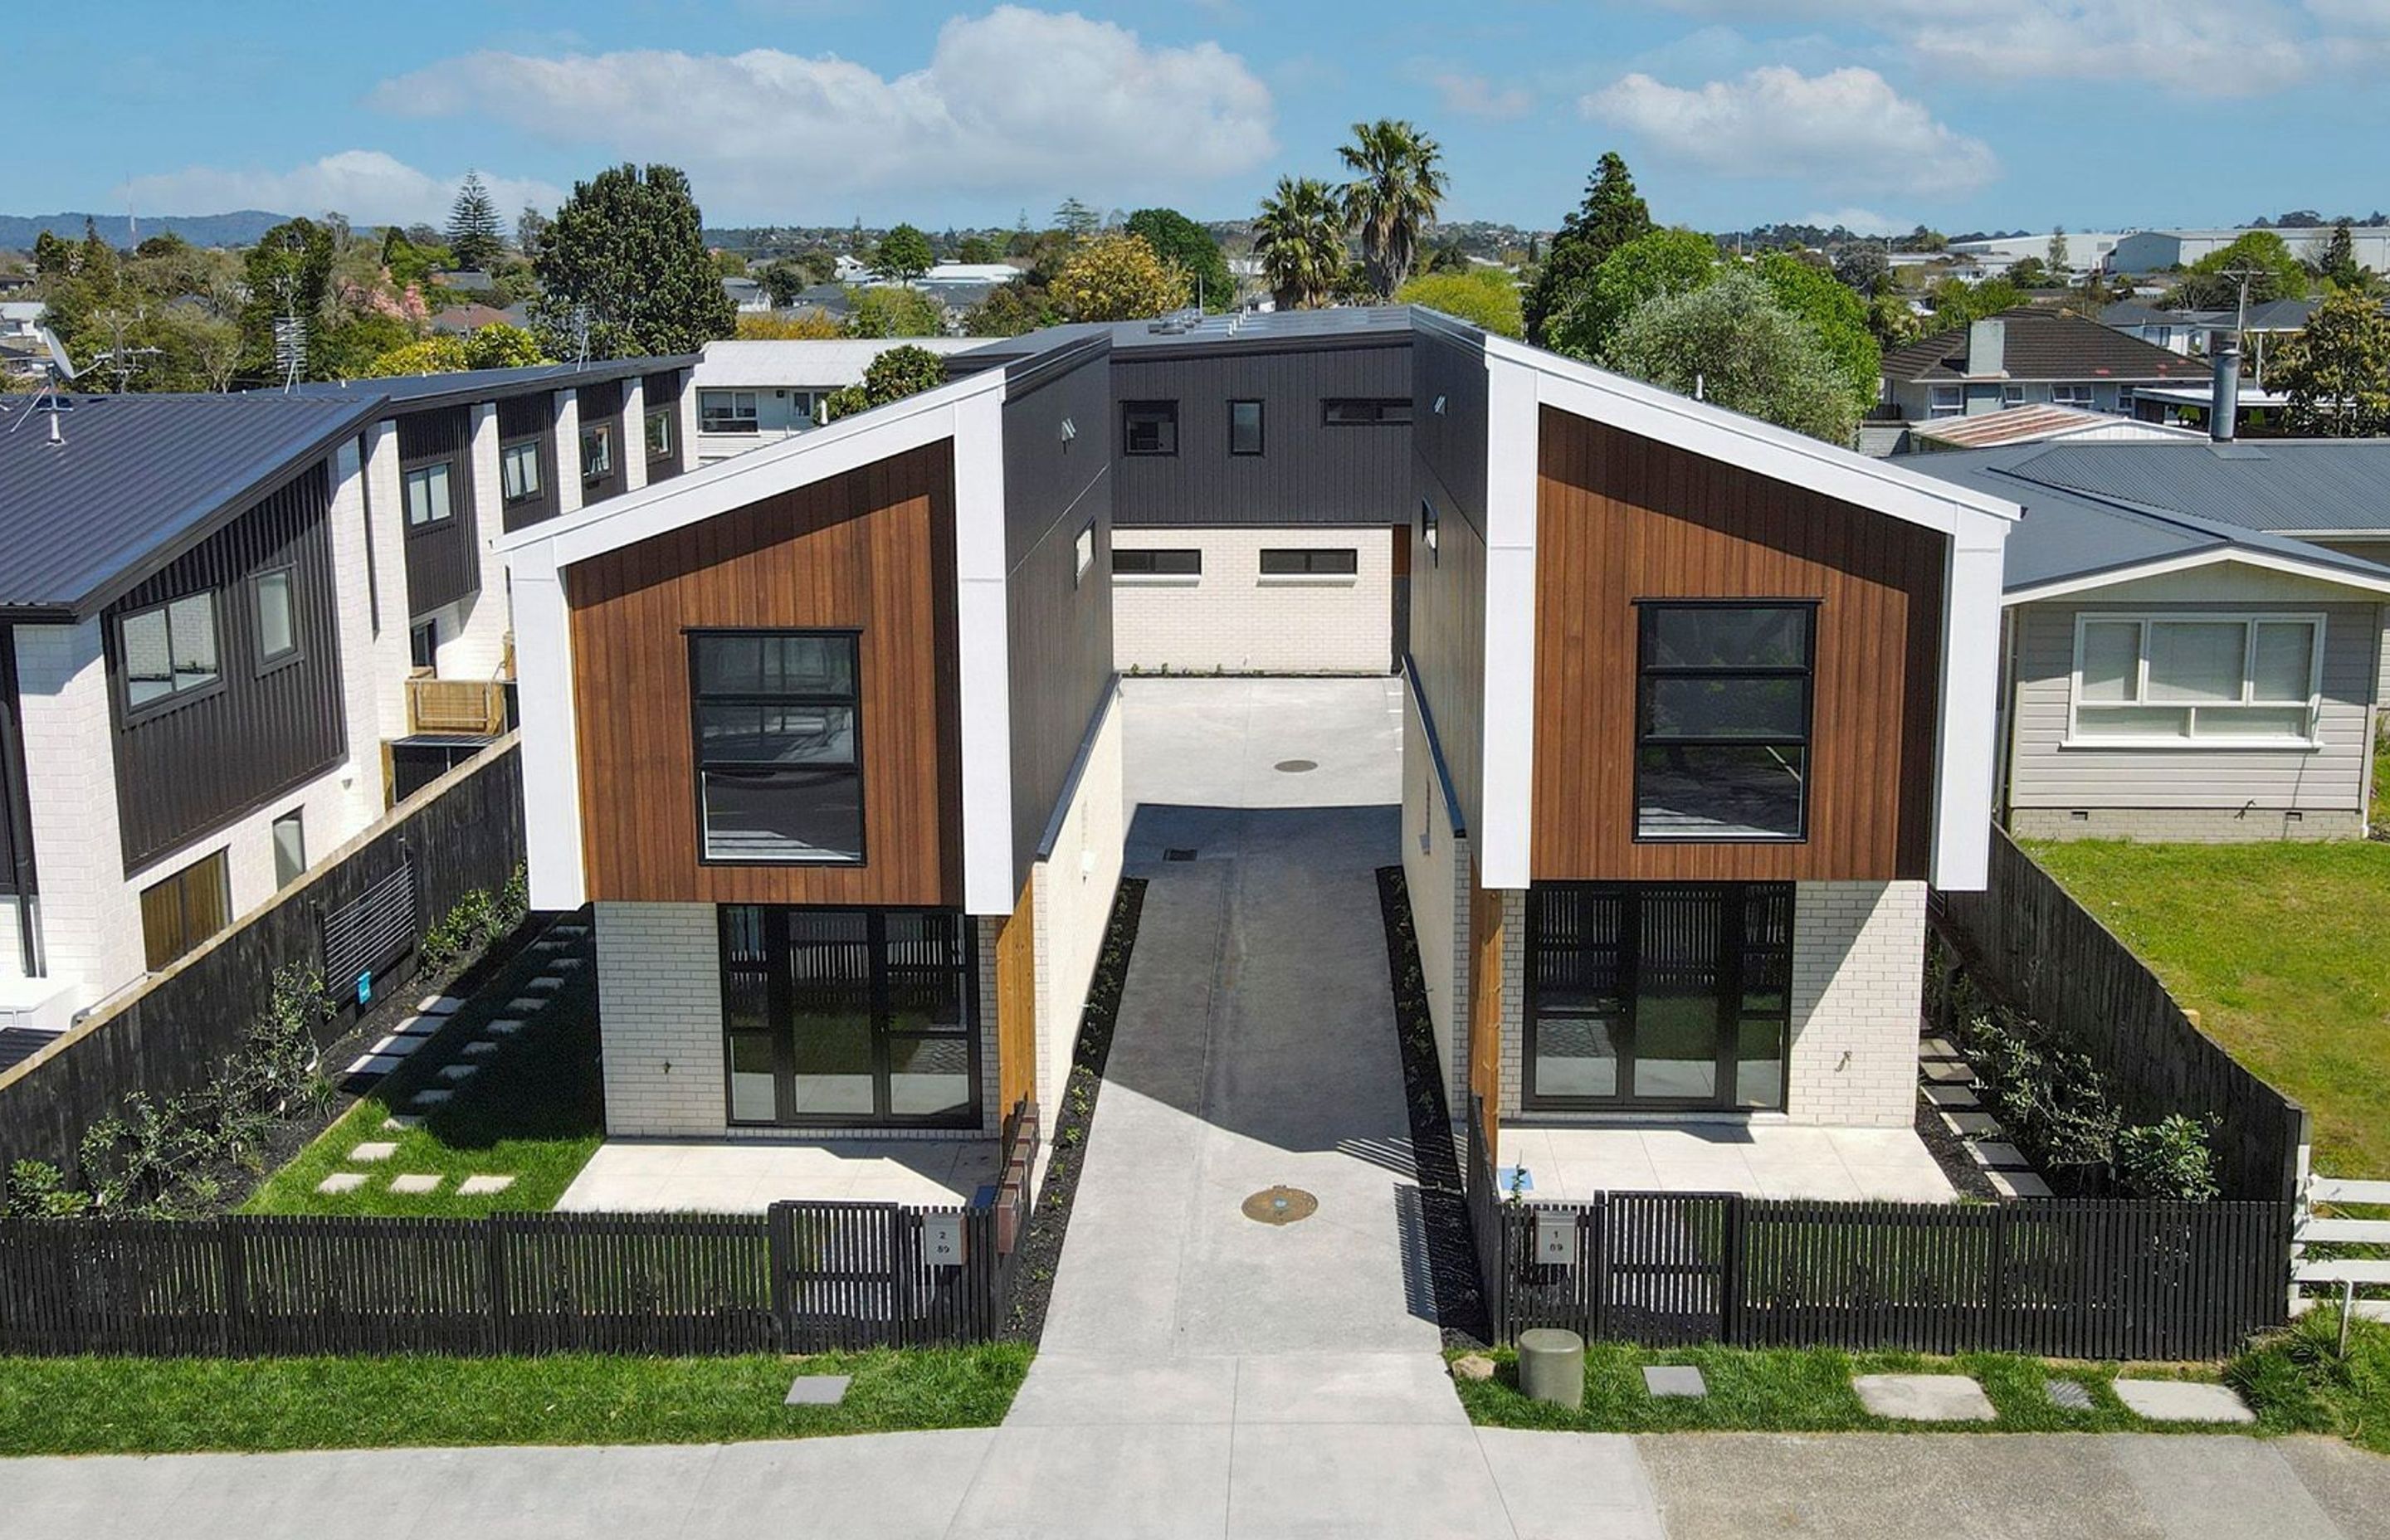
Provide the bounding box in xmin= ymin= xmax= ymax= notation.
xmin=2115 ymin=1114 xmax=2222 ymax=1202
xmin=3 ymin=1160 xmax=90 ymax=1217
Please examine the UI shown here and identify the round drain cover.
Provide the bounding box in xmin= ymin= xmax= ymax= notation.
xmin=1241 ymin=1186 xmax=1319 ymax=1225
xmin=1274 ymin=759 xmax=1318 ymax=773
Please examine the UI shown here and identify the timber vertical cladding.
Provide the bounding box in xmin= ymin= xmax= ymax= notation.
xmin=105 ymin=464 xmax=349 ymax=874
xmin=566 ymin=441 xmax=963 ymax=906
xmin=1531 ymin=409 xmax=1945 ymax=882
xmin=398 ymin=406 xmax=481 ymax=618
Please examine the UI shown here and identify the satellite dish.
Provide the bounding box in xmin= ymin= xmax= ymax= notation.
xmin=44 ymin=329 xmax=79 ymax=382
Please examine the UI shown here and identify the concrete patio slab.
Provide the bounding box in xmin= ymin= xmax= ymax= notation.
xmin=1227 ymin=1423 xmax=1510 ymax=1540
xmin=1854 ymin=1372 xmax=1998 ymax=1421
xmin=1924 ymin=1082 xmax=1980 ymax=1108
xmin=947 ymin=1424 xmax=1232 ymax=1540
xmin=1475 ymin=1430 xmax=1667 ymax=1540
xmin=1514 ymin=1123 xmax=1957 ymax=1203
xmin=555 ymin=1138 xmax=1007 ymax=1212
xmin=380 ymin=1114 xmax=422 ymax=1131
xmin=1004 ymin=1354 xmax=1241 ymax=1426
xmin=1993 ymin=1169 xmax=2056 ymax=1198
xmin=390 ymin=1015 xmax=442 ymax=1036
xmin=1231 ymin=1352 xmax=1469 ymax=1425
xmin=1924 ymin=1060 xmax=1978 ymax=1084
xmin=2113 ymin=1379 xmax=2256 ymax=1425
xmin=526 ymin=976 xmax=564 ymax=993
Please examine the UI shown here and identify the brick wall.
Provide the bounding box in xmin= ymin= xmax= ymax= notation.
xmin=1111 ymin=526 xmax=1393 ymax=675
xmin=434 ymin=403 xmax=510 ymax=682
xmin=12 ymin=621 xmax=140 ymax=1009
xmin=2010 ymin=807 xmax=2364 ymax=842
xmin=1785 ymin=880 xmax=1926 ymax=1128
xmin=595 ymin=900 xmax=725 ymax=1137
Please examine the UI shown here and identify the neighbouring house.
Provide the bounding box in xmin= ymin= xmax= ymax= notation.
xmin=1905 ymin=403 xmax=2203 ymax=454
xmin=1 ymin=300 xmax=56 ymax=379
xmin=2099 ymin=298 xmax=2316 ymax=358
xmin=1879 ymin=309 xmax=2205 ymax=424
xmin=427 ymin=302 xmax=526 ymax=336
xmin=499 ymin=304 xmax=2017 ymax=1149
xmin=690 ymin=339 xmax=987 ymax=464
xmin=1900 ymin=383 xmax=2390 ymax=843
xmin=722 ymin=276 xmax=769 ymax=314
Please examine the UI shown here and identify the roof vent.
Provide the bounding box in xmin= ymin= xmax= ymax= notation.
xmin=1145 ymin=307 xmax=1202 ymax=335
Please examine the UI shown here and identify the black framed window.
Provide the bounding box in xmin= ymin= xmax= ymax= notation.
xmin=1636 ymin=602 xmax=1814 ymax=841
xmin=1260 ymin=548 xmax=1358 ymax=576
xmin=1122 ymin=400 xmax=1178 ymax=456
xmin=581 ymin=422 xmax=614 ymax=481
xmin=120 ymin=592 xmax=221 ymax=713
xmin=1525 ymin=883 xmax=1792 ymax=1111
xmin=252 ymin=567 xmax=299 ymax=668
xmin=271 ymin=807 xmax=306 ymax=889
xmin=691 ymin=631 xmax=863 ymax=865
xmin=1113 ymin=548 xmax=1202 ymax=576
xmin=720 ymin=905 xmax=980 ymax=1128
xmin=1419 ymin=498 xmax=1440 ymax=563
xmin=409 ymin=618 xmax=438 ymax=675
xmin=500 ymin=437 xmax=543 ymax=504
xmin=402 ymin=461 xmax=453 ymax=527
xmin=1322 ymin=397 xmax=1413 ymax=426
xmin=700 ymin=389 xmax=758 ymax=433
xmin=1228 ymin=399 xmax=1264 ymax=455
xmin=646 ymin=407 xmax=675 ymax=459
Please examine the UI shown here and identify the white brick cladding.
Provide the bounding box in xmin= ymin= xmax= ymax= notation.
xmin=431 ymin=404 xmax=509 ymax=681
xmin=1785 ymin=880 xmax=1926 ymax=1128
xmin=1400 ymin=681 xmax=1471 ymax=1119
xmin=554 ymin=391 xmax=584 ymax=518
xmin=2010 ymin=807 xmax=2364 ymax=842
xmin=10 ymin=621 xmax=131 ymax=1001
xmin=619 ymin=378 xmax=649 ymax=495
xmin=1030 ymin=696 xmax=1125 ymax=1117
xmin=596 ymin=902 xmax=727 ymax=1138
xmin=362 ymin=423 xmax=415 ymax=743
xmin=1111 ymin=526 xmax=1392 ymax=675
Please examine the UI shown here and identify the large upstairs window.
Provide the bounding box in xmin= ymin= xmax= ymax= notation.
xmin=2071 ymin=613 xmax=2322 ymax=745
xmin=690 ymin=631 xmax=863 ymax=864
xmin=1635 ymin=602 xmax=1813 ymax=841
xmin=120 ymin=592 xmax=222 ymax=714
xmin=402 ymin=461 xmax=453 ymax=527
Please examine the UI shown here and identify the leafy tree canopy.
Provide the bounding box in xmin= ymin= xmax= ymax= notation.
xmin=1524 ymin=150 xmax=1654 ymax=346
xmin=530 ymin=163 xmax=738 ymax=358
xmin=737 ymin=308 xmax=844 ymax=339
xmin=445 ymin=172 xmax=505 ymax=271
xmin=841 ymin=284 xmax=947 ymax=339
xmin=1754 ymin=250 xmax=1881 ymax=407
xmin=822 ymin=344 xmax=950 ymax=421
xmin=1396 ymin=266 xmax=1523 ymax=337
xmin=965 ymin=280 xmax=1056 ymax=338
xmin=1546 ymin=227 xmax=1718 ymax=361
xmin=1254 ymin=175 xmax=1347 ymax=313
xmin=2271 ymin=289 xmax=2390 ymax=436
xmin=1123 ymin=207 xmax=1233 ymax=311
xmin=1051 ymin=232 xmax=1190 ymax=322
xmin=954 ymin=234 xmax=1001 ymax=265
xmin=1339 ymin=118 xmax=1447 ymax=302
xmin=2166 ymin=230 xmax=2312 ymax=309
xmin=1601 ymin=269 xmax=1860 ymax=446
xmin=875 ymin=223 xmax=934 ymax=283
xmin=1925 ymin=275 xmax=2025 ymax=329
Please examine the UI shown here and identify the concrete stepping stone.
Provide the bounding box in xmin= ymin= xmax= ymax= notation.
xmin=1919 ymin=1037 xmax=1963 ymax=1060
xmin=483 ymin=1019 xmax=524 ymax=1036
xmin=1643 ymin=1366 xmax=1707 ymax=1398
xmin=1924 ymin=1083 xmax=1981 ymax=1109
xmin=388 ymin=1173 xmax=443 ymax=1196
xmin=391 ymin=1015 xmax=442 ymax=1037
xmin=505 ymin=997 xmax=545 ymax=1013
xmin=533 ymin=938 xmax=568 ymax=952
xmin=457 ymin=1174 xmax=515 ymax=1196
xmin=438 ymin=1062 xmax=479 ymax=1083
xmin=382 ymin=1114 xmax=422 ymax=1132
xmin=2112 ymin=1379 xmax=2255 ymax=1424
xmin=1854 ymin=1373 xmax=1997 ymax=1422
xmin=417 ymin=995 xmax=465 ymax=1015
xmin=1968 ymin=1141 xmax=2031 ymax=1170
xmin=549 ymin=956 xmax=585 ymax=971
xmin=2045 ymin=1378 xmax=2096 ymax=1411
xmin=784 ymin=1373 xmax=851 ymax=1406
xmin=1923 ymin=1060 xmax=1978 ymax=1084
xmin=549 ymin=924 xmax=589 ymax=938
xmin=1944 ymin=1110 xmax=2004 ymax=1137
xmin=526 ymin=976 xmax=565 ymax=993
xmin=409 ymin=1089 xmax=452 ymax=1109
xmin=315 ymin=1172 xmax=368 ymax=1195
xmin=368 ymin=1033 xmax=425 ymax=1058
xmin=1991 ymin=1170 xmax=2055 ymax=1199
xmin=461 ymin=1040 xmax=497 ymax=1057
xmin=342 ymin=1053 xmax=403 ymax=1078
xmin=347 ymin=1141 xmax=398 ymax=1163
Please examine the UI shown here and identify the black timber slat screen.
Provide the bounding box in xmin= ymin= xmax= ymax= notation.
xmin=0 ymin=1200 xmax=1022 ymax=1357
xmin=1485 ymin=1193 xmax=2290 ymax=1361
xmin=319 ymin=860 xmax=416 ymax=996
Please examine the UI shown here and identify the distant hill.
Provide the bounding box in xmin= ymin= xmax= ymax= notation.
xmin=0 ymin=210 xmax=296 ymax=251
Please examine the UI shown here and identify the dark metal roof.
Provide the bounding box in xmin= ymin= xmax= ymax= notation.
xmin=956 ymin=305 xmax=1417 ymax=371
xmin=0 ymin=392 xmax=383 ymax=618
xmin=1988 ymin=440 xmax=2390 ymax=534
xmin=284 ymin=354 xmax=698 ymax=414
xmin=1881 ymin=309 xmax=2205 ymax=385
xmin=1896 ymin=444 xmax=2390 ymax=593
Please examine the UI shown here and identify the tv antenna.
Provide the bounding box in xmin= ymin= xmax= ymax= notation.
xmin=273 ymin=314 xmax=308 ymax=391
xmin=5 ymin=331 xmax=82 ymax=443
xmin=570 ymin=303 xmax=593 ymax=365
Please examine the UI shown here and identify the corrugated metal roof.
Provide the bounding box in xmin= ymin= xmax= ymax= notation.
xmin=1999 ymin=441 xmax=2390 ymax=533
xmin=284 ymin=354 xmax=698 ymax=412
xmin=0 ymin=392 xmax=382 ymax=616
xmin=1914 ymin=404 xmax=2162 ymax=449
xmin=957 ymin=305 xmax=1417 ymax=369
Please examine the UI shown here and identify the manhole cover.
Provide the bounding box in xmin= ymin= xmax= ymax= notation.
xmin=1274 ymin=759 xmax=1318 ymax=773
xmin=1241 ymin=1186 xmax=1319 ymax=1225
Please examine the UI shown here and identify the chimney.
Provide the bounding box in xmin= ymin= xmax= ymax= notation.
xmin=2210 ymin=331 xmax=2241 ymax=443
xmin=1966 ymin=317 xmax=2006 ymax=378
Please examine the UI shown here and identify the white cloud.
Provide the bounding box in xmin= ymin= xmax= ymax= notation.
xmin=117 ymin=151 xmax=563 ymax=227
xmin=370 ymin=7 xmax=1275 ymax=214
xmin=1583 ymin=66 xmax=1997 ymax=197
xmin=1432 ymin=71 xmax=1534 ymax=120
xmin=1797 ymin=207 xmax=1911 ymax=237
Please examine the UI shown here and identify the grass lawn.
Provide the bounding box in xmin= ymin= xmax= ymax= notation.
xmin=2021 ymin=839 xmax=2390 ymax=1176
xmin=241 ymin=943 xmax=604 ymax=1216
xmin=0 ymin=1344 xmax=1032 ymax=1456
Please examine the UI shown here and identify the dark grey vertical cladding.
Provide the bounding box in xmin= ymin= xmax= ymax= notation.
xmin=577 ymin=378 xmax=627 ymax=503
xmin=0 ymin=627 xmax=32 ymax=900
xmin=496 ymin=392 xmax=559 ymax=533
xmin=398 ymin=405 xmax=481 ymax=617
xmin=105 ymin=463 xmax=349 ymax=875
xmin=1002 ymin=339 xmax=1115 ymax=889
xmin=1408 ymin=321 xmax=1490 ymax=837
xmin=1111 ymin=339 xmax=1413 ymax=527
xmin=643 ymin=369 xmax=686 ymax=482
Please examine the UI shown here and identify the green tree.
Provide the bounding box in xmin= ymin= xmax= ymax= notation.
xmin=758 ymin=259 xmax=813 ymax=309
xmin=1253 ymin=176 xmax=1346 ymax=312
xmin=841 ymin=284 xmax=947 ymax=339
xmin=966 ymin=280 xmax=1055 ymax=337
xmin=1396 ymin=267 xmax=1523 ymax=337
xmin=2006 ymin=256 xmax=2052 ymax=288
xmin=445 ymin=172 xmax=505 ymax=270
xmin=1052 ymin=197 xmax=1100 ymax=240
xmin=1523 ymin=150 xmax=1653 ymax=346
xmin=2046 ymin=226 xmax=2071 ymax=278
xmin=241 ymin=217 xmax=336 ymax=380
xmin=735 ymin=309 xmax=845 ymax=339
xmin=1337 ymin=118 xmax=1448 ymax=301
xmin=1123 ymin=207 xmax=1233 ymax=310
xmin=1926 ymin=275 xmax=2025 ymax=329
xmin=462 ymin=322 xmax=546 ymax=368
xmin=515 ymin=205 xmax=551 ymax=261
xmin=2271 ymin=289 xmax=2390 ymax=436
xmin=2320 ymin=221 xmax=2365 ymax=290
xmin=363 ymin=336 xmax=471 ymax=377
xmin=530 ymin=163 xmax=737 ymax=358
xmin=1051 ymin=232 xmax=1190 ymax=321
xmin=1832 ymin=246 xmax=1890 ymax=298
xmin=954 ymin=235 xmax=999 ymax=264
xmin=1755 ymin=251 xmax=1882 ymax=409
xmin=1603 ymin=270 xmax=1861 ymax=444
xmin=821 ymin=343 xmax=950 ymax=422
xmin=1869 ymin=290 xmax=1924 ymax=347
xmin=2166 ymin=230 xmax=2311 ymax=309
xmin=1546 ymin=227 xmax=1718 ymax=362
xmin=875 ymin=223 xmax=935 ymax=283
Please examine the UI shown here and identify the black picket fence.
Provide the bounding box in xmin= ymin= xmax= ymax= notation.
xmin=1469 ymin=1102 xmax=2290 ymax=1361
xmin=0 ymin=1199 xmax=1025 ymax=1358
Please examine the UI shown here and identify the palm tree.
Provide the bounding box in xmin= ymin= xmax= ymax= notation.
xmin=1252 ymin=176 xmax=1346 ymax=312
xmin=1338 ymin=119 xmax=1448 ymax=301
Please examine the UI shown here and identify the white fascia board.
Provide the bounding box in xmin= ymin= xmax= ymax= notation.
xmin=496 ymin=368 xmax=1007 ymax=568
xmin=2002 ymin=548 xmax=2390 ymax=606
xmin=505 ymin=542 xmax=587 ymax=911
xmin=1931 ymin=524 xmax=2007 ymax=893
xmin=949 ymin=386 xmax=1015 ymax=915
xmin=1477 ymin=347 xmax=1542 ymax=889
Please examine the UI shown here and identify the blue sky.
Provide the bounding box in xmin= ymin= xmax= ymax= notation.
xmin=18 ymin=2 xmax=2390 ymax=236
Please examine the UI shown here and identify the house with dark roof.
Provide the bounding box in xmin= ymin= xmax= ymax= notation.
xmin=1880 ymin=309 xmax=2205 ymax=424
xmin=1899 ymin=436 xmax=2390 ymax=843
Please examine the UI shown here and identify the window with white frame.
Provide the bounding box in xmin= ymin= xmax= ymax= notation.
xmin=1928 ymin=385 xmax=1963 ymax=418
xmin=2001 ymin=383 xmax=2026 ymax=407
xmin=2051 ymin=383 xmax=2095 ymax=409
xmin=2071 ymin=614 xmax=2324 ymax=743
xmin=699 ymin=389 xmax=759 ymax=433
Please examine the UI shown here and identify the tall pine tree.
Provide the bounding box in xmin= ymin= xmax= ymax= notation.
xmin=1523 ymin=151 xmax=1653 ymax=347
xmin=529 ymin=163 xmax=737 ymax=359
xmin=446 ymin=172 xmax=505 ymax=271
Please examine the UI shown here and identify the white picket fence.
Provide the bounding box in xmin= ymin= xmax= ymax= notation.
xmin=2295 ymin=1176 xmax=2390 ymax=1322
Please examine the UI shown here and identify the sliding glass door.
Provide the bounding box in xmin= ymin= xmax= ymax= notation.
xmin=1524 ymin=884 xmax=1792 ymax=1111
xmin=720 ymin=906 xmax=981 ymax=1128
